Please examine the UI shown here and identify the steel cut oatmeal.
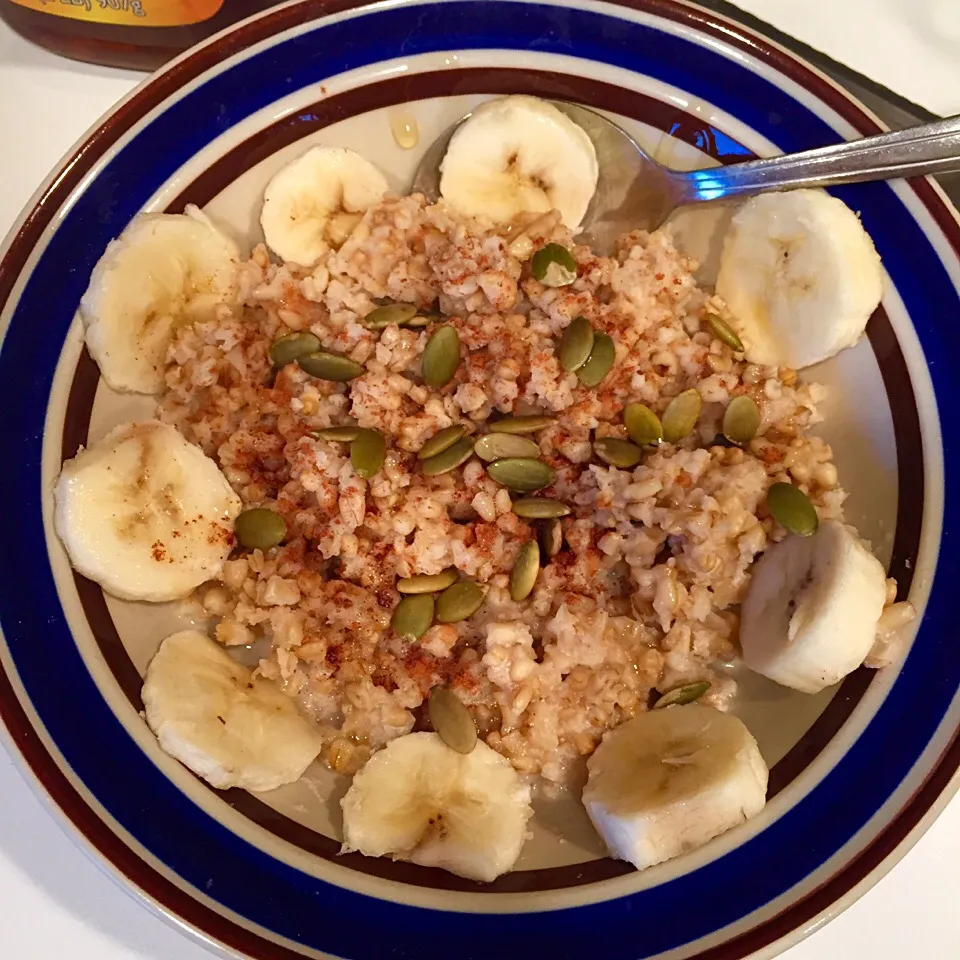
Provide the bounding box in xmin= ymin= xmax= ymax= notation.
xmin=155 ymin=194 xmax=846 ymax=785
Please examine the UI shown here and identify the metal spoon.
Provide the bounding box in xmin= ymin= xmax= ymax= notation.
xmin=412 ymin=101 xmax=960 ymax=253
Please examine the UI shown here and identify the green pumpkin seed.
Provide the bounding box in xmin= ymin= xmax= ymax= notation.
xmin=487 ymin=457 xmax=555 ymax=492
xmin=538 ymin=517 xmax=564 ymax=556
xmin=662 ymin=388 xmax=703 ymax=443
xmin=421 ymin=437 xmax=475 ymax=476
xmin=298 ymin=350 xmax=365 ymax=382
xmin=313 ymin=426 xmax=360 ymax=442
xmin=234 ymin=508 xmax=286 ymax=550
xmin=510 ymin=540 xmax=541 ymax=601
xmin=392 ymin=594 xmax=435 ymax=640
xmin=397 ymin=568 xmax=459 ymax=594
xmin=474 ymin=433 xmax=541 ymax=462
xmin=417 ymin=425 xmax=466 ymax=461
xmin=512 ymin=498 xmax=571 ymax=519
xmin=531 ymin=243 xmax=578 ymax=287
xmin=767 ymin=482 xmax=819 ymax=537
xmin=350 ymin=429 xmax=386 ymax=479
xmin=489 ymin=415 xmax=555 ymax=435
xmin=704 ymin=308 xmax=744 ymax=352
xmin=362 ymin=302 xmax=418 ymax=328
xmin=405 ymin=314 xmax=432 ymax=328
xmin=428 ymin=687 xmax=478 ymax=754
xmin=654 ymin=680 xmax=711 ymax=709
xmin=722 ymin=395 xmax=761 ymax=444
xmin=270 ymin=332 xmax=321 ymax=368
xmin=558 ymin=315 xmax=595 ymax=372
xmin=594 ymin=437 xmax=643 ymax=469
xmin=436 ymin=580 xmax=486 ymax=623
xmin=624 ymin=402 xmax=664 ymax=446
xmin=421 ymin=324 xmax=461 ymax=388
xmin=576 ymin=332 xmax=616 ymax=387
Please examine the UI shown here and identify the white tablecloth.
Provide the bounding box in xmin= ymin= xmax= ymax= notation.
xmin=2 ymin=6 xmax=959 ymax=958
xmin=733 ymin=0 xmax=960 ymax=117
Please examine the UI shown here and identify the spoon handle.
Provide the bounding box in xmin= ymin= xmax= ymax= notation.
xmin=679 ymin=115 xmax=960 ymax=202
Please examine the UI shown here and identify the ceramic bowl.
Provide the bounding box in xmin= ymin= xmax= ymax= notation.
xmin=0 ymin=1 xmax=957 ymax=958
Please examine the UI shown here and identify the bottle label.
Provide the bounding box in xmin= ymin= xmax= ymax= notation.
xmin=8 ymin=0 xmax=224 ymax=26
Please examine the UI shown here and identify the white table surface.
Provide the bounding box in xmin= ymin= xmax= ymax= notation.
xmin=2 ymin=6 xmax=960 ymax=959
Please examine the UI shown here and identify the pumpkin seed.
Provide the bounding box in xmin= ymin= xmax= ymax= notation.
xmin=487 ymin=457 xmax=555 ymax=492
xmin=722 ymin=395 xmax=761 ymax=444
xmin=510 ymin=540 xmax=541 ymax=601
xmin=362 ymin=302 xmax=418 ymax=328
xmin=767 ymin=482 xmax=819 ymax=537
xmin=420 ymin=436 xmax=475 ymax=476
xmin=298 ymin=350 xmax=365 ymax=382
xmin=436 ymin=579 xmax=486 ymax=623
xmin=270 ymin=332 xmax=321 ymax=368
xmin=512 ymin=498 xmax=571 ymax=519
xmin=558 ymin=315 xmax=595 ymax=372
xmin=538 ymin=517 xmax=564 ymax=557
xmin=624 ymin=402 xmax=663 ymax=446
xmin=662 ymin=388 xmax=703 ymax=443
xmin=654 ymin=680 xmax=711 ymax=709
xmin=350 ymin=428 xmax=386 ymax=479
xmin=576 ymin=332 xmax=616 ymax=387
xmin=397 ymin=568 xmax=459 ymax=594
xmin=405 ymin=314 xmax=432 ymax=328
xmin=421 ymin=324 xmax=461 ymax=388
xmin=392 ymin=594 xmax=435 ymax=640
xmin=594 ymin=437 xmax=643 ymax=469
xmin=474 ymin=433 xmax=541 ymax=462
xmin=531 ymin=243 xmax=578 ymax=287
xmin=234 ymin=508 xmax=286 ymax=550
xmin=489 ymin=415 xmax=555 ymax=435
xmin=704 ymin=308 xmax=744 ymax=352
xmin=417 ymin=425 xmax=466 ymax=461
xmin=428 ymin=687 xmax=478 ymax=754
xmin=313 ymin=426 xmax=360 ymax=443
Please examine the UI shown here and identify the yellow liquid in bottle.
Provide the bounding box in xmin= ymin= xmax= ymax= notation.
xmin=0 ymin=0 xmax=273 ymax=69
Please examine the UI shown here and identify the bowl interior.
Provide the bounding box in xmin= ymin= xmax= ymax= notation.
xmin=50 ymin=93 xmax=903 ymax=877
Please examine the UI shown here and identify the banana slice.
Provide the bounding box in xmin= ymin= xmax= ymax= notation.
xmin=54 ymin=420 xmax=241 ymax=602
xmin=143 ymin=630 xmax=322 ymax=791
xmin=740 ymin=519 xmax=887 ymax=694
xmin=260 ymin=146 xmax=389 ymax=267
xmin=81 ymin=207 xmax=240 ymax=394
xmin=340 ymin=732 xmax=533 ymax=882
xmin=583 ymin=705 xmax=768 ymax=870
xmin=439 ymin=95 xmax=598 ymax=231
xmin=715 ymin=190 xmax=883 ymax=369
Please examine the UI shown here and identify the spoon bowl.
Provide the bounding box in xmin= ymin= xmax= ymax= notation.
xmin=411 ymin=101 xmax=669 ymax=252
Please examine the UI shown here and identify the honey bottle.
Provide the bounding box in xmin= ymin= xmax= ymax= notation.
xmin=0 ymin=0 xmax=273 ymax=70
